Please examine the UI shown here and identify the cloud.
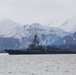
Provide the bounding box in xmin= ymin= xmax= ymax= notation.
xmin=0 ymin=0 xmax=76 ymax=25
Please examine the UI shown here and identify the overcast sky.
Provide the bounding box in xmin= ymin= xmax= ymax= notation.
xmin=0 ymin=0 xmax=76 ymax=25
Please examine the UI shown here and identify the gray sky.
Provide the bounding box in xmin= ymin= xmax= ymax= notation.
xmin=0 ymin=0 xmax=76 ymax=25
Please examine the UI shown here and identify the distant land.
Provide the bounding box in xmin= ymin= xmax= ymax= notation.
xmin=0 ymin=15 xmax=76 ymax=52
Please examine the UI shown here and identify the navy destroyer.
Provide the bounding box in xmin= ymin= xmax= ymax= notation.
xmin=5 ymin=35 xmax=72 ymax=54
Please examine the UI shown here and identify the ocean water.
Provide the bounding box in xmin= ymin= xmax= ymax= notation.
xmin=0 ymin=54 xmax=76 ymax=75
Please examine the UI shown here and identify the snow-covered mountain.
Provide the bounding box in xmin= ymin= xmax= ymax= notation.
xmin=0 ymin=18 xmax=76 ymax=52
xmin=0 ymin=19 xmax=70 ymax=52
xmin=0 ymin=19 xmax=22 ymax=37
xmin=60 ymin=15 xmax=76 ymax=33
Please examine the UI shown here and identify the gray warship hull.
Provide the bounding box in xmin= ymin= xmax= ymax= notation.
xmin=5 ymin=49 xmax=73 ymax=55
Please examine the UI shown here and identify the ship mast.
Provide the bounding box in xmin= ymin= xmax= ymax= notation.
xmin=33 ymin=35 xmax=39 ymax=46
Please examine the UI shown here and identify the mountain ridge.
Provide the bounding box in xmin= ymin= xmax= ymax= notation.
xmin=0 ymin=18 xmax=76 ymax=52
